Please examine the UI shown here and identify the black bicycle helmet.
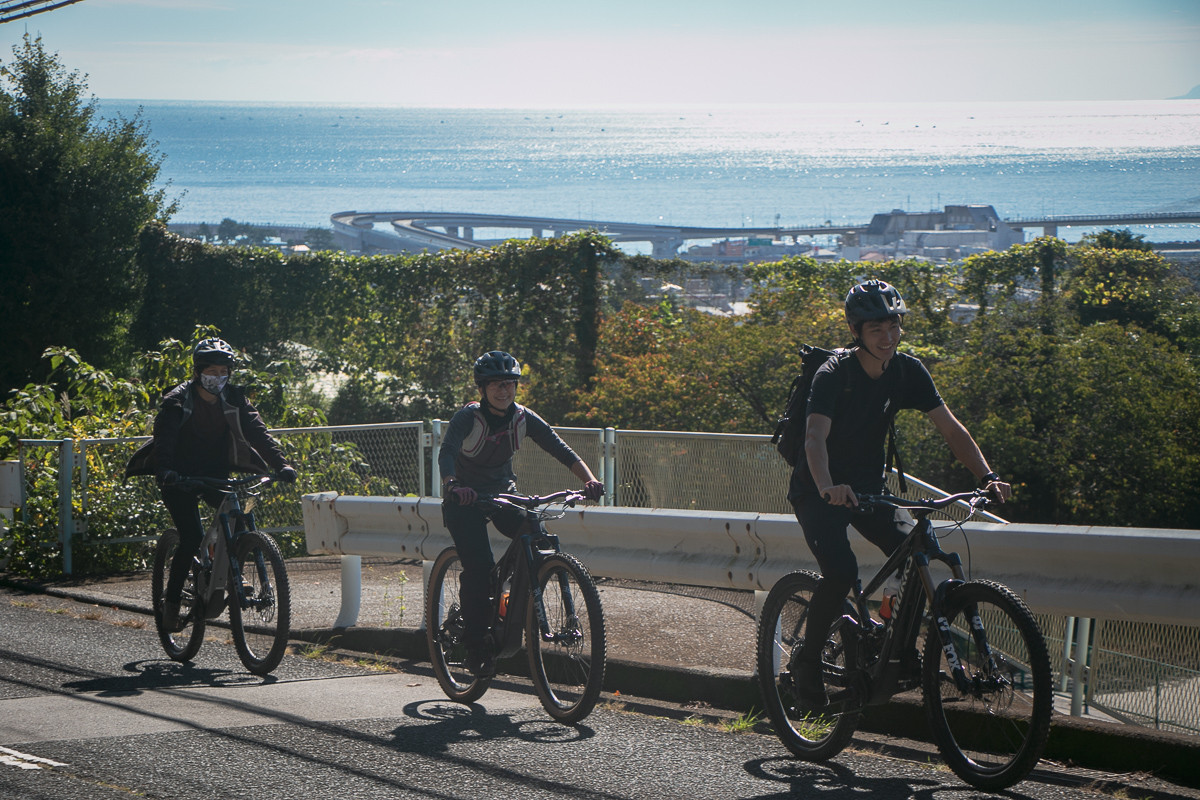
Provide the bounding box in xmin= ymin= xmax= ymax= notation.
xmin=845 ymin=280 xmax=908 ymax=329
xmin=192 ymin=337 xmax=236 ymax=369
xmin=473 ymin=350 xmax=521 ymax=387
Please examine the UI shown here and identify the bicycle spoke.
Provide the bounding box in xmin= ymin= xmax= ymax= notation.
xmin=426 ymin=548 xmax=489 ymax=703
xmin=151 ymin=529 xmax=206 ymax=662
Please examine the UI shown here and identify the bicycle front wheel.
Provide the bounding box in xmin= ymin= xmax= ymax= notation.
xmin=426 ymin=547 xmax=490 ymax=703
xmin=755 ymin=570 xmax=861 ymax=761
xmin=526 ymin=553 xmax=606 ymax=724
xmin=151 ymin=529 xmax=205 ymax=662
xmin=923 ymin=579 xmax=1052 ymax=791
xmin=229 ymin=531 xmax=292 ymax=675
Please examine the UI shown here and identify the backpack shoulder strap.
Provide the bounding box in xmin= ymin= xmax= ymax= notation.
xmin=510 ymin=405 xmax=527 ymax=452
xmin=459 ymin=403 xmax=489 ymax=457
xmin=886 ymin=354 xmax=908 ymax=493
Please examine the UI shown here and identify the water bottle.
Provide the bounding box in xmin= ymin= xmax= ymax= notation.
xmin=498 ymin=581 xmax=511 ymax=619
xmin=880 ymin=572 xmax=900 ymax=622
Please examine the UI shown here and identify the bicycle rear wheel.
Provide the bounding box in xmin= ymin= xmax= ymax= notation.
xmin=526 ymin=553 xmax=606 ymax=724
xmin=229 ymin=531 xmax=292 ymax=675
xmin=755 ymin=570 xmax=861 ymax=761
xmin=426 ymin=547 xmax=490 ymax=703
xmin=151 ymin=529 xmax=205 ymax=662
xmin=923 ymin=579 xmax=1052 ymax=791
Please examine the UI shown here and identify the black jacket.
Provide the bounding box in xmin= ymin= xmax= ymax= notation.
xmin=125 ymin=380 xmax=289 ymax=480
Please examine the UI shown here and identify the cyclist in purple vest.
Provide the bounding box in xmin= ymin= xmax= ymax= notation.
xmin=438 ymin=350 xmax=604 ymax=676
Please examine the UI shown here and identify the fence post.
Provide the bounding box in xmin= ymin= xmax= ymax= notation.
xmin=58 ymin=438 xmax=75 ymax=575
xmin=1070 ymin=616 xmax=1092 ymax=716
xmin=431 ymin=419 xmax=444 ymax=497
xmin=1061 ymin=616 xmax=1076 ymax=692
xmin=604 ymin=427 xmax=616 ymax=506
xmin=333 ymin=554 xmax=362 ymax=629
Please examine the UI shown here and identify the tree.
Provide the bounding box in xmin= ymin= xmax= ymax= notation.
xmin=0 ymin=36 xmax=174 ymax=396
xmin=1080 ymin=227 xmax=1154 ymax=252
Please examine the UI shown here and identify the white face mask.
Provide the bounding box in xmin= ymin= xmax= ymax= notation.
xmin=199 ymin=373 xmax=229 ymax=395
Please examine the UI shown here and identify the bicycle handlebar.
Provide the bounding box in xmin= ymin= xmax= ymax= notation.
xmin=855 ymin=489 xmax=992 ymax=518
xmin=170 ymin=473 xmax=278 ymax=493
xmin=478 ymin=490 xmax=586 ymax=512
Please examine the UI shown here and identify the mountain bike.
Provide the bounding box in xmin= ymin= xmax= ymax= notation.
xmin=426 ymin=490 xmax=606 ymax=724
xmin=150 ymin=474 xmax=292 ymax=676
xmin=756 ymin=490 xmax=1052 ymax=791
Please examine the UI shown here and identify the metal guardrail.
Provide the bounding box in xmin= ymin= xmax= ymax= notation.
xmin=11 ymin=421 xmax=1200 ymax=734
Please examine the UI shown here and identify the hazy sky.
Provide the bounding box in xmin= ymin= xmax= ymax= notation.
xmin=3 ymin=0 xmax=1199 ymax=106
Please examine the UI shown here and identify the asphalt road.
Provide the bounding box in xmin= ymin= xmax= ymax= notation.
xmin=0 ymin=587 xmax=1195 ymax=800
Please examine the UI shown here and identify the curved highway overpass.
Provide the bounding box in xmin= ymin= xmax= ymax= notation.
xmin=332 ymin=209 xmax=1200 ymax=257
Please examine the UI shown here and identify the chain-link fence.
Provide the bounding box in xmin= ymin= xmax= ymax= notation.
xmin=1087 ymin=620 xmax=1200 ymax=735
xmin=8 ymin=420 xmax=1199 ymax=736
xmin=613 ymin=430 xmax=791 ymax=513
xmin=507 ymin=427 xmax=606 ymax=498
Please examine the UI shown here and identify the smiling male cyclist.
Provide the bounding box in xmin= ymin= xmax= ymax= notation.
xmin=788 ymin=280 xmax=1011 ymax=709
xmin=438 ymin=350 xmax=604 ymax=677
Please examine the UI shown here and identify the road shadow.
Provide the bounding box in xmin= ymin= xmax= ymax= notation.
xmin=742 ymin=755 xmax=1042 ymax=799
xmin=61 ymin=658 xmax=276 ymax=695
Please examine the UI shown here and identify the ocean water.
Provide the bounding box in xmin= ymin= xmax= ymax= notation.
xmin=98 ymin=99 xmax=1200 ymax=242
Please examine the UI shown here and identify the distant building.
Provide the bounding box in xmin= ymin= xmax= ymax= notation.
xmin=842 ymin=204 xmax=1025 ymax=262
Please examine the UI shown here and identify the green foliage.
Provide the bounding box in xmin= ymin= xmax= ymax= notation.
xmin=919 ymin=318 xmax=1200 ymax=527
xmin=1079 ymin=228 xmax=1154 ymax=252
xmin=0 ymin=36 xmax=175 ymax=397
xmin=131 ymin=225 xmax=620 ymax=425
xmin=0 ymin=330 xmax=401 ymax=578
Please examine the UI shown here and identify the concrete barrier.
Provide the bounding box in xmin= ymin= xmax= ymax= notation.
xmin=303 ymin=493 xmax=1200 ymax=628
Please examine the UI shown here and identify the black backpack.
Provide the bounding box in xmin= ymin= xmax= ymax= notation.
xmin=771 ymin=344 xmax=908 ymax=492
xmin=771 ymin=344 xmax=844 ymax=468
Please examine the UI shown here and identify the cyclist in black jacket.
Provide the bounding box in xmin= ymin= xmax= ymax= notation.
xmin=438 ymin=350 xmax=604 ymax=676
xmin=789 ymin=281 xmax=1011 ymax=710
xmin=126 ymin=338 xmax=296 ymax=631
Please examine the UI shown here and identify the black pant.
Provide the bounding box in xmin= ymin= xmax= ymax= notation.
xmin=791 ymin=494 xmax=907 ymax=655
xmin=441 ymin=500 xmax=526 ymax=648
xmin=160 ymin=484 xmax=223 ymax=604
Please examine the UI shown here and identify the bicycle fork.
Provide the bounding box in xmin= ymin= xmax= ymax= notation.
xmin=917 ymin=529 xmax=1004 ymax=697
xmin=524 ymin=530 xmax=582 ymax=646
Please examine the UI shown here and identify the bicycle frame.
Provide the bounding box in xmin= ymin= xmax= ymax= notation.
xmin=831 ymin=495 xmax=983 ymax=709
xmin=483 ymin=496 xmax=576 ymax=660
xmin=189 ymin=476 xmax=271 ymax=618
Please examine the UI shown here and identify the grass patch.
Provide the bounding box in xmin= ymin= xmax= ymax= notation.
xmin=298 ymin=643 xmax=330 ymax=660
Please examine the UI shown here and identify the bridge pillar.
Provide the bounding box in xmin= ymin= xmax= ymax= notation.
xmin=652 ymin=239 xmax=684 ymax=258
xmin=463 ymin=227 xmax=474 ymax=241
xmin=1044 ymin=225 xmax=1058 ymax=238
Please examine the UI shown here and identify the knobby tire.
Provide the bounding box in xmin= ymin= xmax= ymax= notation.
xmin=526 ymin=553 xmax=606 ymax=724
xmin=151 ymin=529 xmax=205 ymax=662
xmin=426 ymin=547 xmax=490 ymax=704
xmin=923 ymin=579 xmax=1052 ymax=791
xmin=229 ymin=530 xmax=292 ymax=675
xmin=755 ymin=570 xmax=860 ymax=760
